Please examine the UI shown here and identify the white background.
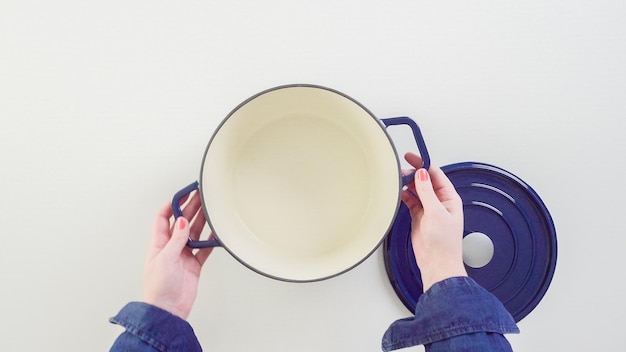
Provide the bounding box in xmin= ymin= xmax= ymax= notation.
xmin=1 ymin=1 xmax=625 ymax=351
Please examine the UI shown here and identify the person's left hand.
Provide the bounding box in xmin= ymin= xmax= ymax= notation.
xmin=143 ymin=191 xmax=213 ymax=319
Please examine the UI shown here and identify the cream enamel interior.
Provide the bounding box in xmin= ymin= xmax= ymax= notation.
xmin=201 ymin=86 xmax=400 ymax=281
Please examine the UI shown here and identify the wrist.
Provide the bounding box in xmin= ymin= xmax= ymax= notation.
xmin=419 ymin=262 xmax=467 ymax=292
xmin=144 ymin=296 xmax=189 ymax=320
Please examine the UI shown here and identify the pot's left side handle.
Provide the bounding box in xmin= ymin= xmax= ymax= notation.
xmin=172 ymin=181 xmax=221 ymax=248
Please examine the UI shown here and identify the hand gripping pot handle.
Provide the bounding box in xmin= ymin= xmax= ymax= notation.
xmin=171 ymin=181 xmax=221 ymax=248
xmin=381 ymin=116 xmax=431 ymax=185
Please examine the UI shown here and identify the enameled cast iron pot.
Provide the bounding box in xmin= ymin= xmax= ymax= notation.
xmin=172 ymin=84 xmax=429 ymax=282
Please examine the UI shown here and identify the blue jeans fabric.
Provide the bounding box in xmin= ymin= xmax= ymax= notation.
xmin=382 ymin=276 xmax=519 ymax=351
xmin=109 ymin=302 xmax=202 ymax=352
xmin=110 ymin=277 xmax=517 ymax=351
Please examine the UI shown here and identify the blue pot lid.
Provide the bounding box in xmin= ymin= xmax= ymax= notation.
xmin=384 ymin=162 xmax=557 ymax=322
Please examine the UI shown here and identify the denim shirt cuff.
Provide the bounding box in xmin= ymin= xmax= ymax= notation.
xmin=110 ymin=302 xmax=202 ymax=352
xmin=382 ymin=276 xmax=519 ymax=351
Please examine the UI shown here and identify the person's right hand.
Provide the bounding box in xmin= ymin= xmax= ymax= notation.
xmin=401 ymin=152 xmax=467 ymax=292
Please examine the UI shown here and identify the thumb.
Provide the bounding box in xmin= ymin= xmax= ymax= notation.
xmin=165 ymin=217 xmax=191 ymax=254
xmin=413 ymin=168 xmax=439 ymax=210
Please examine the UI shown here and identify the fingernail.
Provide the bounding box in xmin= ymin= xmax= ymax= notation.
xmin=418 ymin=169 xmax=429 ymax=182
xmin=178 ymin=218 xmax=187 ymax=230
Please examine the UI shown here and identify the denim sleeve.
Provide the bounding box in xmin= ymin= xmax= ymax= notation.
xmin=382 ymin=276 xmax=519 ymax=351
xmin=109 ymin=302 xmax=202 ymax=352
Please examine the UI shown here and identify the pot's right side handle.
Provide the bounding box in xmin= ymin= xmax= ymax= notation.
xmin=381 ymin=116 xmax=431 ymax=186
xmin=171 ymin=181 xmax=221 ymax=249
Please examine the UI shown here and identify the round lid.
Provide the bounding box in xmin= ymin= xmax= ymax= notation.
xmin=384 ymin=162 xmax=557 ymax=322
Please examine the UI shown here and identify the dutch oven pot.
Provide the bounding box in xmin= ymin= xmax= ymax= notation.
xmin=172 ymin=84 xmax=429 ymax=282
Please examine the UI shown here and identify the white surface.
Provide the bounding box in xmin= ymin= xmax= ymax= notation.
xmin=1 ymin=1 xmax=625 ymax=351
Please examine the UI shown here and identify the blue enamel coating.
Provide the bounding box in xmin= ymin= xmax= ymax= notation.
xmin=171 ymin=181 xmax=221 ymax=248
xmin=383 ymin=162 xmax=557 ymax=322
xmin=382 ymin=117 xmax=431 ymax=183
xmin=171 ymin=181 xmax=199 ymax=218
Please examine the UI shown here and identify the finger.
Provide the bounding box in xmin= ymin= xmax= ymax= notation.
xmin=401 ymin=189 xmax=422 ymax=211
xmin=401 ymin=169 xmax=418 ymax=191
xmin=195 ymin=234 xmax=215 ymax=267
xmin=170 ymin=194 xmax=191 ymax=224
xmin=148 ymin=202 xmax=174 ymax=258
xmin=412 ymin=168 xmax=441 ymax=212
xmin=429 ymin=165 xmax=461 ymax=205
xmin=168 ymin=192 xmax=196 ymax=232
xmin=404 ymin=152 xmax=424 ymax=169
xmin=181 ymin=191 xmax=202 ymax=221
xmin=403 ymin=175 xmax=417 ymax=194
xmin=164 ymin=217 xmax=191 ymax=255
xmin=189 ymin=208 xmax=206 ymax=241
